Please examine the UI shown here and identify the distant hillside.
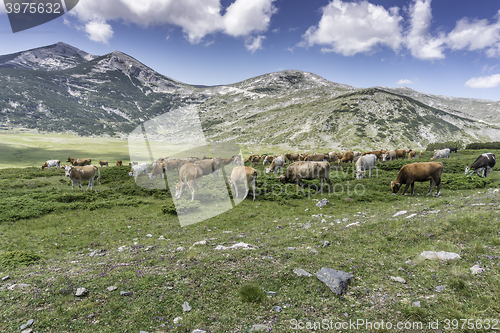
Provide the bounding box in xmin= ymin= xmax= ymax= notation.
xmin=1 ymin=43 xmax=499 ymax=149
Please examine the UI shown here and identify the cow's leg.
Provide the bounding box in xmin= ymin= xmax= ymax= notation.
xmin=71 ymin=180 xmax=75 ymax=190
xmin=410 ymin=182 xmax=415 ymax=195
xmin=435 ymin=177 xmax=442 ymax=196
xmin=187 ymin=180 xmax=196 ymax=201
xmin=486 ymin=167 xmax=492 ymax=177
xmin=402 ymin=183 xmax=410 ymax=195
xmin=78 ymin=181 xmax=82 ymax=190
xmin=87 ymin=177 xmax=94 ymax=190
xmin=251 ymin=177 xmax=256 ymax=201
xmin=233 ymin=181 xmax=239 ymax=199
xmin=427 ymin=179 xmax=436 ymax=196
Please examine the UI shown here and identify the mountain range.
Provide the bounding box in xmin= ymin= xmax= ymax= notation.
xmin=1 ymin=42 xmax=499 ymax=150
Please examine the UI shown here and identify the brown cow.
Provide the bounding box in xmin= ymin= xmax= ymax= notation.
xmin=230 ymin=166 xmax=258 ymax=201
xmin=250 ymin=155 xmax=261 ymax=166
xmin=66 ymin=157 xmax=92 ymax=166
xmin=265 ymin=155 xmax=286 ymax=174
xmin=338 ymin=151 xmax=354 ymax=163
xmin=279 ymin=161 xmax=331 ymax=192
xmin=148 ymin=162 xmax=166 ymax=179
xmin=99 ymin=160 xmax=109 ymax=167
xmin=194 ymin=159 xmax=221 ymax=177
xmin=175 ymin=163 xmax=204 ymax=201
xmin=285 ymin=153 xmax=300 ymax=163
xmin=362 ymin=150 xmax=385 ymax=160
xmin=408 ymin=150 xmax=417 ymax=159
xmin=116 ymin=160 xmax=123 ymax=166
xmin=305 ymin=153 xmax=328 ymax=162
xmin=64 ymin=165 xmax=100 ymax=190
xmin=391 ymin=162 xmax=443 ymax=196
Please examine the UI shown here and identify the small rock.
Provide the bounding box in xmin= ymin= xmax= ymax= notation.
xmin=390 ymin=276 xmax=406 ymax=284
xmin=158 ymin=235 xmax=165 ymax=240
xmin=193 ymin=240 xmax=207 ymax=246
xmin=303 ymin=223 xmax=311 ymax=229
xmin=322 ymin=240 xmax=331 ymax=248
xmin=1 ymin=276 xmax=9 ymax=281
xmin=146 ymin=234 xmax=153 ymax=237
xmin=316 ymin=198 xmax=329 ymax=208
xmin=192 ymin=330 xmax=206 ymax=333
xmin=393 ymin=211 xmax=407 ymax=217
xmin=20 ymin=319 xmax=34 ymax=331
xmin=139 ymin=331 xmax=149 ymax=333
xmin=470 ymin=264 xmax=485 ymax=275
xmin=173 ymin=317 xmax=182 ymax=324
xmin=397 ymin=293 xmax=402 ymax=297
xmin=75 ymin=287 xmax=88 ymax=297
xmin=249 ymin=324 xmax=269 ymax=332
xmin=405 ymin=260 xmax=413 ymax=265
xmin=420 ymin=251 xmax=461 ymax=260
xmin=293 ymin=268 xmax=312 ymax=277
xmin=412 ymin=301 xmax=421 ymax=307
xmin=21 ymin=329 xmax=32 ymax=333
xmin=267 ymin=291 xmax=276 ymax=296
xmin=117 ymin=246 xmax=127 ymax=252
xmin=321 ymin=219 xmax=327 ymax=223
xmin=406 ymin=213 xmax=417 ymax=219
xmin=88 ymin=314 xmax=95 ymax=318
xmin=176 ymin=247 xmax=185 ymax=251
xmin=106 ymin=286 xmax=117 ymax=292
xmin=182 ymin=301 xmax=191 ymax=312
xmin=120 ymin=291 xmax=133 ymax=296
xmin=7 ymin=283 xmax=30 ymax=290
xmin=343 ymin=312 xmax=349 ymax=317
xmin=435 ymin=285 xmax=445 ymax=292
xmin=315 ymin=267 xmax=354 ymax=295
xmin=272 ymin=305 xmax=282 ymax=312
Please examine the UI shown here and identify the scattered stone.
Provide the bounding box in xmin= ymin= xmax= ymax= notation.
xmin=345 ymin=222 xmax=359 ymax=228
xmin=158 ymin=235 xmax=165 ymax=240
xmin=303 ymin=223 xmax=311 ymax=229
xmin=316 ymin=198 xmax=329 ymax=208
xmin=192 ymin=240 xmax=207 ymax=246
xmin=420 ymin=251 xmax=461 ymax=260
xmin=393 ymin=211 xmax=407 ymax=217
xmin=412 ymin=301 xmax=421 ymax=307
xmin=293 ymin=268 xmax=313 ymax=277
xmin=7 ymin=283 xmax=30 ymax=290
xmin=20 ymin=319 xmax=34 ymax=331
xmin=267 ymin=291 xmax=276 ymax=296
xmin=139 ymin=331 xmax=149 ymax=333
xmin=405 ymin=260 xmax=413 ymax=265
xmin=406 ymin=213 xmax=417 ymax=219
xmin=427 ymin=210 xmax=441 ymax=214
xmin=322 ymin=240 xmax=330 ymax=248
xmin=398 ymin=267 xmax=405 ymax=271
xmin=117 ymin=246 xmax=127 ymax=252
xmin=315 ymin=267 xmax=354 ymax=295
xmin=342 ymin=218 xmax=349 ymax=222
xmin=21 ymin=329 xmax=32 ymax=333
xmin=435 ymin=285 xmax=445 ymax=292
xmin=75 ymin=287 xmax=88 ymax=297
xmin=106 ymin=286 xmax=117 ymax=292
xmin=470 ymin=264 xmax=485 ymax=275
xmin=120 ymin=291 xmax=133 ymax=296
xmin=215 ymin=242 xmax=255 ymax=250
xmin=146 ymin=234 xmax=153 ymax=237
xmin=344 ymin=197 xmax=354 ymax=202
xmin=272 ymin=306 xmax=282 ymax=312
xmin=390 ymin=276 xmax=406 ymax=284
xmin=321 ymin=219 xmax=327 ymax=223
xmin=397 ymin=293 xmax=402 ymax=297
xmin=88 ymin=314 xmax=95 ymax=318
xmin=1 ymin=276 xmax=9 ymax=281
xmin=192 ymin=330 xmax=206 ymax=333
xmin=173 ymin=317 xmax=182 ymax=324
xmin=176 ymin=247 xmax=185 ymax=251
xmin=249 ymin=324 xmax=269 ymax=332
xmin=182 ymin=302 xmax=191 ymax=312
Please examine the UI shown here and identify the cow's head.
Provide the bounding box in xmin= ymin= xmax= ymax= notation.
xmin=356 ymin=171 xmax=364 ymax=180
xmin=391 ymin=181 xmax=401 ymax=194
xmin=265 ymin=167 xmax=271 ymax=174
xmin=64 ymin=165 xmax=73 ymax=177
xmin=279 ymin=175 xmax=287 ymax=184
xmin=464 ymin=167 xmax=473 ymax=177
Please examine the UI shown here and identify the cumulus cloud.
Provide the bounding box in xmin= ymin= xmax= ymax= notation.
xmin=405 ymin=0 xmax=445 ymax=60
xmin=85 ymin=20 xmax=114 ymax=44
xmin=69 ymin=0 xmax=276 ymax=47
xmin=301 ymin=0 xmax=403 ymax=56
xmin=397 ymin=79 xmax=413 ymax=85
xmin=245 ymin=35 xmax=266 ymax=53
xmin=465 ymin=74 xmax=500 ymax=88
xmin=447 ymin=16 xmax=500 ymax=57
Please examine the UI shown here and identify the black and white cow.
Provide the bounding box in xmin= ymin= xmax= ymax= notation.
xmin=465 ymin=153 xmax=496 ymax=177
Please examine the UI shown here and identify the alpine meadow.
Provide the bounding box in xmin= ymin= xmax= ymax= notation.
xmin=1 ymin=43 xmax=500 ymax=333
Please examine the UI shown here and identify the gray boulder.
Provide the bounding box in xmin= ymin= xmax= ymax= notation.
xmin=315 ymin=267 xmax=354 ymax=295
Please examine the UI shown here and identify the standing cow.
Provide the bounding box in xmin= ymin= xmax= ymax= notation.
xmin=391 ymin=162 xmax=443 ymax=196
xmin=279 ymin=161 xmax=331 ymax=192
xmin=65 ymin=165 xmax=100 ymax=190
xmin=465 ymin=153 xmax=496 ymax=177
xmin=431 ymin=148 xmax=450 ymax=160
xmin=41 ymin=160 xmax=61 ymax=170
xmin=230 ymin=166 xmax=258 ymax=201
xmin=355 ymin=154 xmax=377 ymax=179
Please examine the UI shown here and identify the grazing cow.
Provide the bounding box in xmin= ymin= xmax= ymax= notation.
xmin=129 ymin=163 xmax=148 ymax=179
xmin=99 ymin=160 xmax=109 ymax=167
xmin=419 ymin=151 xmax=424 ymax=157
xmin=279 ymin=161 xmax=331 ymax=192
xmin=231 ymin=155 xmax=243 ymax=165
xmin=305 ymin=153 xmax=328 ymax=162
xmin=148 ymin=162 xmax=165 ymax=179
xmin=262 ymin=155 xmax=275 ymax=165
xmin=66 ymin=157 xmax=92 ymax=166
xmin=338 ymin=151 xmax=354 ymax=164
xmin=449 ymin=147 xmax=458 ymax=153
xmin=250 ymin=155 xmax=261 ymax=167
xmin=285 ymin=153 xmax=300 ymax=163
xmin=65 ymin=165 xmax=100 ymax=190
xmin=431 ymin=148 xmax=450 ymax=160
xmin=116 ymin=160 xmax=123 ymax=166
xmin=41 ymin=160 xmax=60 ymax=170
xmin=175 ymin=163 xmax=204 ymax=201
xmin=408 ymin=150 xmax=417 ymax=159
xmin=395 ymin=149 xmax=407 ymax=160
xmin=298 ymin=153 xmax=309 ymax=161
xmin=194 ymin=159 xmax=221 ymax=177
xmin=164 ymin=159 xmax=182 ymax=173
xmin=230 ymin=166 xmax=258 ymax=201
xmin=391 ymin=162 xmax=443 ymax=196
xmin=265 ymin=155 xmax=286 ymax=174
xmin=465 ymin=153 xmax=496 ymax=177
xmin=327 ymin=152 xmax=338 ymax=162
xmin=355 ymin=154 xmax=377 ymax=179
xmin=362 ymin=150 xmax=385 ymax=161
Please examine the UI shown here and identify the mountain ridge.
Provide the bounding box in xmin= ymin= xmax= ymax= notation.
xmin=0 ymin=43 xmax=499 ymax=150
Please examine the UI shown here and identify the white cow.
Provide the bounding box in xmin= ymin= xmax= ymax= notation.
xmin=265 ymin=155 xmax=286 ymax=174
xmin=129 ymin=163 xmax=149 ymax=179
xmin=431 ymin=148 xmax=450 ymax=160
xmin=355 ymin=154 xmax=377 ymax=179
xmin=41 ymin=160 xmax=61 ymax=170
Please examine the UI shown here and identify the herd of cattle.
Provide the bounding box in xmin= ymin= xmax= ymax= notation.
xmin=38 ymin=149 xmax=496 ymax=200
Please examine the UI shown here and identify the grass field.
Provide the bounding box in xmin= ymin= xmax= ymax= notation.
xmin=1 ymin=143 xmax=500 ymax=332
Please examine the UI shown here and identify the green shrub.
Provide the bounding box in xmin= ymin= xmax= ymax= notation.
xmin=238 ymin=283 xmax=264 ymax=303
xmin=0 ymin=250 xmax=42 ymax=268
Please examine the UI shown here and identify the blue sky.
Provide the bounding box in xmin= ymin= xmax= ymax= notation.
xmin=1 ymin=0 xmax=500 ymax=100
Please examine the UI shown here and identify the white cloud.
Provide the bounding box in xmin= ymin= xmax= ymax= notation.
xmin=447 ymin=16 xmax=500 ymax=57
xmin=70 ymin=0 xmax=276 ymax=48
xmin=245 ymin=35 xmax=266 ymax=53
xmin=85 ymin=20 xmax=114 ymax=44
xmin=301 ymin=0 xmax=403 ymax=56
xmin=406 ymin=0 xmax=445 ymax=60
xmin=397 ymin=79 xmax=413 ymax=85
xmin=465 ymin=74 xmax=500 ymax=88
